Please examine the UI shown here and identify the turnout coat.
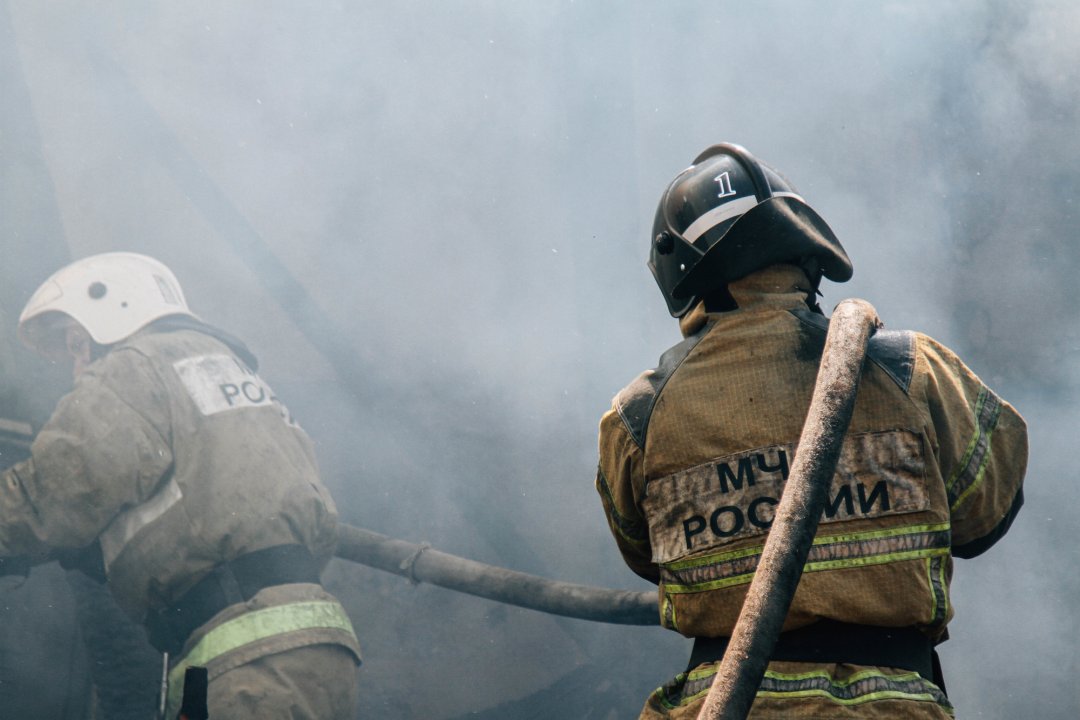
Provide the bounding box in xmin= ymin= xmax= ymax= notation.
xmin=596 ymin=266 xmax=1027 ymax=719
xmin=0 ymin=320 xmax=360 ymax=718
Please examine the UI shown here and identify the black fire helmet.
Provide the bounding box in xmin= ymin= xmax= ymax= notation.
xmin=648 ymin=143 xmax=853 ymax=318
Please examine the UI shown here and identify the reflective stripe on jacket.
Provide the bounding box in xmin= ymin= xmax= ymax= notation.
xmin=165 ymin=584 xmax=360 ymax=718
xmin=0 ymin=321 xmax=361 ymax=716
xmin=642 ymin=659 xmax=954 ymax=719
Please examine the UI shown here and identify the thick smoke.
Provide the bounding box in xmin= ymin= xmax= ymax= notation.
xmin=0 ymin=1 xmax=1076 ymax=717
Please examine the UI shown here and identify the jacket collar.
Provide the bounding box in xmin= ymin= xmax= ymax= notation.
xmin=679 ymin=264 xmax=815 ymax=338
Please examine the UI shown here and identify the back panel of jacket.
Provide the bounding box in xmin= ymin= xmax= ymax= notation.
xmin=94 ymin=328 xmax=339 ymax=617
xmin=597 ymin=267 xmax=1026 ymax=640
xmin=644 ymin=304 xmax=950 ymax=637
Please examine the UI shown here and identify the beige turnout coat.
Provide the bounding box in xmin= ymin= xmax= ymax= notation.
xmin=0 ymin=321 xmax=360 ymax=715
xmin=596 ymin=266 xmax=1027 ymax=719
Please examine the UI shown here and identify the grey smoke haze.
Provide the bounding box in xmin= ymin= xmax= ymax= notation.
xmin=0 ymin=1 xmax=1076 ymax=717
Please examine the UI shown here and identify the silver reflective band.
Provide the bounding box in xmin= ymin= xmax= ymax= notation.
xmin=681 ymin=192 xmax=805 ymax=246
xmin=100 ymin=477 xmax=183 ymax=570
xmin=681 ymin=197 xmax=757 ymax=244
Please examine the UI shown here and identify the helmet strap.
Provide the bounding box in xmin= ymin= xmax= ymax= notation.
xmin=703 ymin=285 xmax=739 ymax=313
xmin=797 ymin=258 xmax=826 ymax=315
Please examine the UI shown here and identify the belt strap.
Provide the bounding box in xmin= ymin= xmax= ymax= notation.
xmin=146 ymin=544 xmax=321 ymax=655
xmin=166 ymin=599 xmax=356 ymax=718
xmin=687 ymin=620 xmax=938 ymax=683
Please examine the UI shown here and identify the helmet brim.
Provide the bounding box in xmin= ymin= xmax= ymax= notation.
xmin=672 ymin=195 xmax=852 ymax=301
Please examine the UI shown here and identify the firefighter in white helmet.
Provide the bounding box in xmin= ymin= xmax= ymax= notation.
xmin=595 ymin=144 xmax=1028 ymax=718
xmin=0 ymin=252 xmax=360 ymax=719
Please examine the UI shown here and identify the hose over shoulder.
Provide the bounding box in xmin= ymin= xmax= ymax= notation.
xmin=697 ymin=298 xmax=881 ymax=720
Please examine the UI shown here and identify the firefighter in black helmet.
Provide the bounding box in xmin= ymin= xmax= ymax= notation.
xmin=649 ymin=143 xmax=852 ymax=319
xmin=596 ymin=144 xmax=1027 ymax=718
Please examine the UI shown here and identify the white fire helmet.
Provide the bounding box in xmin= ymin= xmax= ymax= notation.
xmin=18 ymin=252 xmax=197 ymax=358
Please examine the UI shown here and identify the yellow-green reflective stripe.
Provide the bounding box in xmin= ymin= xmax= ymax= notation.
xmin=663 ymin=546 xmax=950 ymax=594
xmin=654 ymin=672 xmax=694 ymax=709
xmin=950 ymin=447 xmax=994 ymax=512
xmin=802 ymin=546 xmax=949 ymax=573
xmin=756 ymin=669 xmax=950 ymax=716
xmin=660 ymin=682 xmax=709 ymax=709
xmin=655 ymin=670 xmax=712 ymax=710
xmin=946 ymin=389 xmax=987 ymax=491
xmin=927 ymin=555 xmax=949 ymax=627
xmin=756 ymin=688 xmax=944 ymax=705
xmin=664 ymin=573 xmax=752 ymax=593
xmin=657 ymin=666 xmax=951 ymax=712
xmin=757 ymin=669 xmax=952 ymax=711
xmin=763 ymin=667 xmax=917 ymax=684
xmin=666 ymin=542 xmax=761 ymax=571
xmin=666 ymin=523 xmax=950 ymax=572
xmin=814 ymin=522 xmax=950 ymax=545
xmin=597 ymin=468 xmax=648 ymax=546
xmin=166 ymin=600 xmax=355 ymax=711
xmin=662 ymin=524 xmax=950 ymax=594
xmin=936 ymin=557 xmax=949 ymax=620
xmin=661 ymin=592 xmax=679 ymax=631
xmin=947 ymin=388 xmax=1001 ymax=512
xmin=927 ymin=556 xmax=940 ymax=623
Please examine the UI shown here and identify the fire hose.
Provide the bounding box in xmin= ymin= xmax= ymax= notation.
xmin=696 ymin=299 xmax=880 ymax=720
xmin=333 ymin=523 xmax=658 ymax=625
xmin=0 ymin=299 xmax=877 ymax=718
xmin=332 ymin=298 xmax=880 ymax=720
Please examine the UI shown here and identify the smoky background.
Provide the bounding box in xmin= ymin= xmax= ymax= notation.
xmin=0 ymin=1 xmax=1075 ymax=717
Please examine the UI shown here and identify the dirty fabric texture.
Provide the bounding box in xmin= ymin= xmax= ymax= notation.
xmin=596 ymin=264 xmax=1027 ymax=718
xmin=206 ymin=643 xmax=359 ymax=720
xmin=642 ymin=659 xmax=954 ymax=719
xmin=0 ymin=327 xmax=340 ymax=614
xmin=0 ymin=324 xmax=361 ymax=715
xmin=186 ymin=584 xmax=361 ymax=720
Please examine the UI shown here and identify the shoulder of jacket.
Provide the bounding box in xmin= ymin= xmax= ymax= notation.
xmin=612 ymin=321 xmax=713 ymax=449
xmin=74 ymin=338 xmax=171 ymax=409
xmin=788 ymin=306 xmax=918 ymax=394
xmin=99 ymin=330 xmax=227 ymax=388
xmin=119 ymin=325 xmax=232 ymax=358
xmin=145 ymin=317 xmax=261 ymax=371
xmin=95 ymin=334 xmax=161 ymax=372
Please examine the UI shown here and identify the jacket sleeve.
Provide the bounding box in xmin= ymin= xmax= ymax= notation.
xmin=0 ymin=348 xmax=174 ymax=556
xmin=917 ymin=335 xmax=1028 ymax=558
xmin=596 ymin=405 xmax=658 ymax=583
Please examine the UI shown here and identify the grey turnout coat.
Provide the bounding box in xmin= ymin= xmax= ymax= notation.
xmin=0 ymin=319 xmax=360 ymax=711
